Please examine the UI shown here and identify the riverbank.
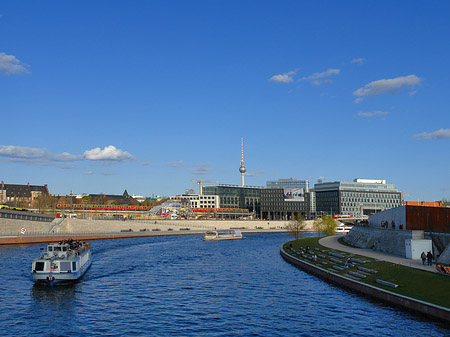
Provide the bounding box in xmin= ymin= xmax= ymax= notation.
xmin=0 ymin=228 xmax=288 ymax=245
xmin=1 ymin=217 xmax=305 ymax=236
xmin=280 ymin=236 xmax=450 ymax=323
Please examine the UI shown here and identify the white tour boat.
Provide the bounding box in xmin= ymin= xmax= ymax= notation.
xmin=335 ymin=224 xmax=353 ymax=234
xmin=203 ymin=229 xmax=243 ymax=241
xmin=31 ymin=240 xmax=92 ymax=285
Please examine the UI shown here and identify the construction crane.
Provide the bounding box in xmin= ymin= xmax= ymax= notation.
xmin=402 ymin=193 xmax=412 ymax=205
xmin=192 ymin=179 xmax=219 ymax=196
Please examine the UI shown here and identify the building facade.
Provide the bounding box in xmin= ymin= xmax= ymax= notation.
xmin=202 ymin=184 xmax=262 ymax=215
xmin=315 ymin=179 xmax=402 ymax=218
xmin=260 ymin=188 xmax=311 ymax=220
xmin=170 ymin=194 xmax=220 ymax=209
xmin=266 ymin=178 xmax=310 ymax=192
xmin=0 ymin=181 xmax=50 ymax=208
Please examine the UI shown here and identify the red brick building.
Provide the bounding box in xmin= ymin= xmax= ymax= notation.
xmin=0 ymin=181 xmax=50 ymax=207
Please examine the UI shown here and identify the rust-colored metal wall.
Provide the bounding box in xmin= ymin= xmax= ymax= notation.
xmin=405 ymin=201 xmax=442 ymax=207
xmin=406 ymin=206 xmax=450 ymax=233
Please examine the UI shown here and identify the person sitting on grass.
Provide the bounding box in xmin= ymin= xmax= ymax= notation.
xmin=344 ymin=258 xmax=352 ymax=268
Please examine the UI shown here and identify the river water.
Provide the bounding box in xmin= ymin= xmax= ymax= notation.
xmin=0 ymin=233 xmax=448 ymax=336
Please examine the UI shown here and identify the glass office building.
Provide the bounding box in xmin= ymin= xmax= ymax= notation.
xmin=260 ymin=188 xmax=312 ymax=220
xmin=315 ymin=179 xmax=401 ymax=217
xmin=266 ymin=178 xmax=310 ymax=192
xmin=202 ymin=185 xmax=262 ymax=215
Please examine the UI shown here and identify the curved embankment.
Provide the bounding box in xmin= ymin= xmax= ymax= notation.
xmin=280 ymin=245 xmax=450 ymax=323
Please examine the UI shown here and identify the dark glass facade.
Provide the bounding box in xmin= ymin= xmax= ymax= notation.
xmin=260 ymin=188 xmax=310 ymax=220
xmin=202 ymin=185 xmax=261 ymax=214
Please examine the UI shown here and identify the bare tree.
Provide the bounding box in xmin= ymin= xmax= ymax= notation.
xmin=287 ymin=215 xmax=306 ymax=241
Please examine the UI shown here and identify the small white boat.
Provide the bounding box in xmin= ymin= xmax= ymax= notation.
xmin=31 ymin=240 xmax=91 ymax=285
xmin=335 ymin=224 xmax=353 ymax=234
xmin=203 ymin=230 xmax=242 ymax=241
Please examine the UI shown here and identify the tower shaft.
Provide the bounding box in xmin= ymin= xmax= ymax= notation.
xmin=239 ymin=137 xmax=246 ymax=187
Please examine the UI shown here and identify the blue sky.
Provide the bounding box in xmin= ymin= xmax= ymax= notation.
xmin=0 ymin=1 xmax=449 ymax=201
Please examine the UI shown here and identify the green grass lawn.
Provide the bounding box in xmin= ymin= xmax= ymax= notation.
xmin=283 ymin=237 xmax=450 ymax=309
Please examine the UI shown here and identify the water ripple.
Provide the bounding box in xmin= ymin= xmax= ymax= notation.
xmin=0 ymin=233 xmax=449 ymax=336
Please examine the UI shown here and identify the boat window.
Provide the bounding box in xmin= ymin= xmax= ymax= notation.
xmin=72 ymin=262 xmax=77 ymax=271
xmin=48 ymin=246 xmax=53 ymax=252
xmin=60 ymin=262 xmax=71 ymax=272
xmin=63 ymin=246 xmax=67 ymax=251
xmin=35 ymin=262 xmax=45 ymax=271
xmin=54 ymin=247 xmax=62 ymax=251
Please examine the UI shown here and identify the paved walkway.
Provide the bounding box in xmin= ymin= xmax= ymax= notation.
xmin=319 ymin=234 xmax=437 ymax=273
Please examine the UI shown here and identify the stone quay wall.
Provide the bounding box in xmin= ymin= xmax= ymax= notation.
xmin=1 ymin=218 xmax=316 ymax=236
xmin=344 ymin=226 xmax=425 ymax=258
xmin=57 ymin=218 xmax=316 ymax=234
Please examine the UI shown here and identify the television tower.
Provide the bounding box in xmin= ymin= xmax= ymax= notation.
xmin=239 ymin=137 xmax=246 ymax=186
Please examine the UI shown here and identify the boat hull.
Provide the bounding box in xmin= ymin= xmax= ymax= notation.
xmin=203 ymin=230 xmax=242 ymax=241
xmin=32 ymin=243 xmax=92 ymax=286
xmin=32 ymin=258 xmax=91 ymax=285
xmin=203 ymin=236 xmax=242 ymax=241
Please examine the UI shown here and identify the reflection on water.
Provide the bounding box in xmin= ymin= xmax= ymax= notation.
xmin=0 ymin=233 xmax=449 ymax=336
xmin=31 ymin=283 xmax=78 ymax=309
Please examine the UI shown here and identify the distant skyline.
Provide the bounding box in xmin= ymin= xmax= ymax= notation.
xmin=0 ymin=1 xmax=449 ymax=201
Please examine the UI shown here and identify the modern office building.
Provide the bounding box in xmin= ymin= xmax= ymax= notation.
xmin=170 ymin=194 xmax=220 ymax=209
xmin=266 ymin=178 xmax=310 ymax=192
xmin=260 ymin=188 xmax=311 ymax=220
xmin=315 ymin=179 xmax=402 ymax=217
xmin=202 ymin=184 xmax=262 ymax=215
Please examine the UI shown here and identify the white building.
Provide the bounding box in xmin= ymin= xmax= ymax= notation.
xmin=170 ymin=194 xmax=220 ymax=209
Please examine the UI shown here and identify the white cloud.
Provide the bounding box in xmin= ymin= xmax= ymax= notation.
xmin=100 ymin=171 xmax=117 ymax=176
xmin=246 ymin=170 xmax=266 ymax=177
xmin=301 ymin=69 xmax=340 ymax=81
xmin=0 ymin=52 xmax=29 ymax=75
xmin=0 ymin=145 xmax=80 ymax=161
xmin=300 ymin=69 xmax=340 ymax=85
xmin=83 ymin=145 xmax=135 ymax=162
xmin=269 ymin=69 xmax=298 ymax=83
xmin=83 ymin=171 xmax=117 ymax=176
xmin=188 ymin=163 xmax=211 ymax=175
xmin=352 ymin=58 xmax=366 ymax=65
xmin=0 ymin=144 xmax=136 ymax=166
xmin=312 ymin=79 xmax=332 ymax=86
xmin=356 ymin=110 xmax=389 ymax=118
xmin=413 ymin=129 xmax=450 ymax=140
xmin=353 ymin=75 xmax=421 ymax=101
xmin=167 ymin=160 xmax=184 ymax=168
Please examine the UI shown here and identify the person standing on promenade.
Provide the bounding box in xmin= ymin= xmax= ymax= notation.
xmin=421 ymin=252 xmax=426 ymax=265
xmin=426 ymin=251 xmax=433 ymax=266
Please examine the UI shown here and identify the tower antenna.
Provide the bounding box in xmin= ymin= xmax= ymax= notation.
xmin=239 ymin=137 xmax=246 ymax=186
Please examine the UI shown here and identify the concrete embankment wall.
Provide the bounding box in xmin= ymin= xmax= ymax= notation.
xmin=280 ymin=246 xmax=450 ymax=323
xmin=436 ymin=235 xmax=450 ymax=264
xmin=0 ymin=218 xmax=296 ymax=235
xmin=56 ymin=219 xmax=316 ymax=234
xmin=0 ymin=218 xmax=54 ymax=234
xmin=344 ymin=226 xmax=425 ymax=258
xmin=57 ymin=218 xmax=299 ymax=234
xmin=0 ymin=218 xmax=315 ymax=245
